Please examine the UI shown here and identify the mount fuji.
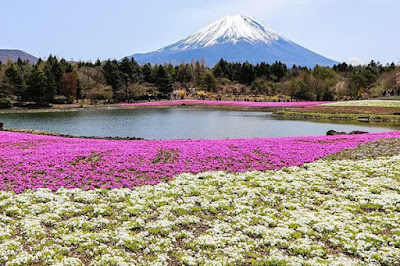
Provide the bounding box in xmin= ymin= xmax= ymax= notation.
xmin=127 ymin=15 xmax=338 ymax=67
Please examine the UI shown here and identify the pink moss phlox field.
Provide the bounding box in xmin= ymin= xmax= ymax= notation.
xmin=119 ymin=100 xmax=329 ymax=108
xmin=1 ymin=131 xmax=400 ymax=193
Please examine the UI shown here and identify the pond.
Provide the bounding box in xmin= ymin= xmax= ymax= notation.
xmin=0 ymin=108 xmax=398 ymax=139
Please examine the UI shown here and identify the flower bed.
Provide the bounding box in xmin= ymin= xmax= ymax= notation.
xmin=1 ymin=131 xmax=400 ymax=193
xmin=119 ymin=100 xmax=329 ymax=108
xmin=1 ymin=154 xmax=399 ymax=264
xmin=323 ymin=100 xmax=400 ymax=108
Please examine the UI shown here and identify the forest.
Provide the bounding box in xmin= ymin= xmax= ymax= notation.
xmin=0 ymin=56 xmax=399 ymax=108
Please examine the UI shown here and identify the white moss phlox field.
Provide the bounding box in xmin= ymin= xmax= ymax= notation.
xmin=1 ymin=155 xmax=400 ymax=265
xmin=323 ymin=100 xmax=400 ymax=108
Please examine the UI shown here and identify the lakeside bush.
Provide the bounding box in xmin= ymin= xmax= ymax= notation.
xmin=0 ymin=97 xmax=12 ymax=108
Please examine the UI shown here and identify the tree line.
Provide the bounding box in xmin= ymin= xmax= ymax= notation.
xmin=0 ymin=56 xmax=398 ymax=108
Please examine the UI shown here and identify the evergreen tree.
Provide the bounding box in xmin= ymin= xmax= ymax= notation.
xmin=165 ymin=63 xmax=176 ymax=79
xmin=142 ymin=63 xmax=153 ymax=83
xmin=26 ymin=65 xmax=47 ymax=103
xmin=333 ymin=62 xmax=349 ymax=73
xmin=102 ymin=60 xmax=122 ymax=99
xmin=255 ymin=62 xmax=271 ymax=80
xmin=119 ymin=57 xmax=142 ymax=101
xmin=193 ymin=61 xmax=203 ymax=86
xmin=213 ymin=59 xmax=231 ymax=80
xmin=203 ymin=72 xmax=217 ymax=92
xmin=175 ymin=63 xmax=192 ymax=83
xmin=119 ymin=58 xmax=142 ymax=85
xmin=322 ymin=88 xmax=334 ymax=101
xmin=156 ymin=65 xmax=173 ymax=96
xmin=270 ymin=61 xmax=288 ymax=82
xmin=239 ymin=62 xmax=256 ymax=85
xmin=5 ymin=64 xmax=26 ymax=100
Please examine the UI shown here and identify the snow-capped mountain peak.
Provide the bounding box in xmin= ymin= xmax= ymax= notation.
xmin=160 ymin=15 xmax=285 ymax=51
xmin=129 ymin=15 xmax=338 ymax=67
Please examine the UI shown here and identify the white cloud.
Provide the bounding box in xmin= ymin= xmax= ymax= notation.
xmin=346 ymin=56 xmax=365 ymax=65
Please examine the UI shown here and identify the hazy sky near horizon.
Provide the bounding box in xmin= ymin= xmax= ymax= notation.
xmin=1 ymin=0 xmax=399 ymax=64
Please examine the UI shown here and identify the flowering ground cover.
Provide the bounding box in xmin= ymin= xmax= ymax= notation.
xmin=293 ymin=105 xmax=400 ymax=115
xmin=324 ymin=138 xmax=400 ymax=160
xmin=119 ymin=99 xmax=329 ymax=108
xmin=1 ymin=147 xmax=400 ymax=264
xmin=323 ymin=100 xmax=400 ymax=108
xmin=1 ymin=131 xmax=400 ymax=193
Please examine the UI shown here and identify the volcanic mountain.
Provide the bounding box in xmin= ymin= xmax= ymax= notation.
xmin=0 ymin=49 xmax=38 ymax=63
xmin=128 ymin=15 xmax=338 ymax=67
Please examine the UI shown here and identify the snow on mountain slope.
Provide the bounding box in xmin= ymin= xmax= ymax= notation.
xmin=128 ymin=15 xmax=338 ymax=67
xmin=160 ymin=15 xmax=285 ymax=50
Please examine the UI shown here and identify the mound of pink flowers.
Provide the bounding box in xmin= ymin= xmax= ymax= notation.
xmin=119 ymin=100 xmax=329 ymax=108
xmin=1 ymin=131 xmax=400 ymax=193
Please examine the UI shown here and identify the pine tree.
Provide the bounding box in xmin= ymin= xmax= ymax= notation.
xmin=156 ymin=65 xmax=173 ymax=96
xmin=213 ymin=59 xmax=231 ymax=80
xmin=5 ymin=64 xmax=26 ymax=100
xmin=239 ymin=62 xmax=256 ymax=85
xmin=102 ymin=60 xmax=122 ymax=99
xmin=142 ymin=63 xmax=153 ymax=83
xmin=203 ymin=72 xmax=217 ymax=92
xmin=26 ymin=66 xmax=47 ymax=103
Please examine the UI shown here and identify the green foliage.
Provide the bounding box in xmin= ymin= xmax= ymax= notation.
xmin=203 ymin=72 xmax=217 ymax=92
xmin=142 ymin=63 xmax=154 ymax=83
xmin=0 ymin=97 xmax=12 ymax=108
xmin=155 ymin=65 xmax=173 ymax=96
xmin=270 ymin=61 xmax=288 ymax=82
xmin=175 ymin=63 xmax=192 ymax=83
xmin=213 ymin=59 xmax=232 ymax=80
xmin=26 ymin=65 xmax=49 ymax=103
xmin=238 ymin=62 xmax=256 ymax=85
xmin=52 ymin=95 xmax=69 ymax=104
xmin=251 ymin=78 xmax=276 ymax=95
xmin=102 ymin=59 xmax=122 ymax=98
xmin=0 ymin=56 xmax=398 ymax=105
xmin=292 ymin=79 xmax=313 ymax=101
xmin=312 ymin=65 xmax=336 ymax=81
xmin=5 ymin=64 xmax=26 ymax=99
xmin=321 ymin=88 xmax=334 ymax=101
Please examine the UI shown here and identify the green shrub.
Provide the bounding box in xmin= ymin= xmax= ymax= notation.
xmin=0 ymin=97 xmax=12 ymax=108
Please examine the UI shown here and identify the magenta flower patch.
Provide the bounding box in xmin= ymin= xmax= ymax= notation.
xmin=1 ymin=131 xmax=399 ymax=193
xmin=118 ymin=100 xmax=329 ymax=108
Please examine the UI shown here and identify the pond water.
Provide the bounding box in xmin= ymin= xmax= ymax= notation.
xmin=0 ymin=108 xmax=398 ymax=139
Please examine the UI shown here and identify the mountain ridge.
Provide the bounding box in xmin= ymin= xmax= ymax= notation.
xmin=0 ymin=49 xmax=38 ymax=64
xmin=128 ymin=15 xmax=338 ymax=67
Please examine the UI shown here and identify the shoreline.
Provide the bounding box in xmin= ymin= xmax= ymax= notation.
xmin=0 ymin=104 xmax=290 ymax=114
xmin=0 ymin=100 xmax=326 ymax=114
xmin=2 ymin=126 xmax=399 ymax=142
xmin=1 ymin=128 xmax=145 ymax=140
xmin=1 ymin=100 xmax=400 ymax=126
xmin=278 ymin=110 xmax=400 ymax=123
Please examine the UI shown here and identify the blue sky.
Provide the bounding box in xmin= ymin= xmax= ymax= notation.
xmin=1 ymin=0 xmax=399 ymax=64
